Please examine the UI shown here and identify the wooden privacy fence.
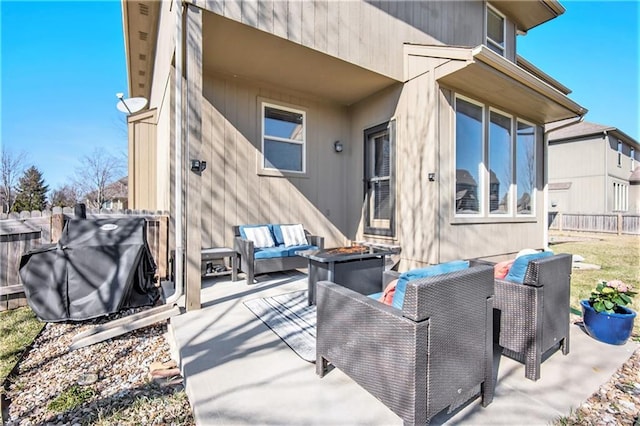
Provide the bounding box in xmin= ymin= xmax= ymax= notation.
xmin=0 ymin=208 xmax=169 ymax=311
xmin=548 ymin=212 xmax=640 ymax=235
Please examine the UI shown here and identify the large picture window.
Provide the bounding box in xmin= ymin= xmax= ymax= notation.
xmin=455 ymin=95 xmax=537 ymax=219
xmin=262 ymin=103 xmax=305 ymax=173
xmin=364 ymin=121 xmax=395 ymax=236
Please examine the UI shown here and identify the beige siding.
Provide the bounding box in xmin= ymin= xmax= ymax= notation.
xmin=549 ymin=137 xmax=606 ymax=213
xmin=201 ymin=0 xmax=490 ymax=80
xmin=200 ymin=72 xmax=351 ymax=249
xmin=155 ymin=70 xmax=172 ymax=212
xmin=128 ymin=109 xmax=158 ymax=210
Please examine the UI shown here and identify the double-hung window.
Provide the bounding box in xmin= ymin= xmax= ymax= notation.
xmin=486 ymin=4 xmax=505 ymax=56
xmin=262 ymin=102 xmax=306 ymax=173
xmin=455 ymin=95 xmax=536 ymax=218
xmin=364 ymin=121 xmax=395 ymax=236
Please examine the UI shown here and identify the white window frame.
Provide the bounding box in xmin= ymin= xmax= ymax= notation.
xmin=454 ymin=95 xmax=486 ymax=217
xmin=515 ymin=118 xmax=537 ymax=217
xmin=631 ymin=148 xmax=635 ymax=171
xmin=486 ymin=4 xmax=506 ymax=56
xmin=453 ymin=94 xmax=538 ymax=221
xmin=260 ymin=101 xmax=307 ymax=175
xmin=488 ymin=107 xmax=514 ymax=217
xmin=617 ymin=141 xmax=623 ymax=167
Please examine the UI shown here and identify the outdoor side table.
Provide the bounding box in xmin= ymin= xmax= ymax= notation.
xmin=170 ymin=247 xmax=239 ymax=281
xmin=297 ymin=245 xmax=398 ymax=305
xmin=201 ymin=247 xmax=239 ymax=281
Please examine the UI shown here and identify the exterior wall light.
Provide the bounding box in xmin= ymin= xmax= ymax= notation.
xmin=334 ymin=141 xmax=344 ymax=153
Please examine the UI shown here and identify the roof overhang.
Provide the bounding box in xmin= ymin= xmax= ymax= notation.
xmin=121 ymin=0 xmax=160 ymax=101
xmin=406 ymin=44 xmax=587 ymax=124
xmin=203 ymin=12 xmax=400 ymax=106
xmin=493 ymin=0 xmax=565 ymax=32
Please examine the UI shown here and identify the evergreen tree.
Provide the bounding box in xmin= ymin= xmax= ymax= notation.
xmin=12 ymin=166 xmax=49 ymax=212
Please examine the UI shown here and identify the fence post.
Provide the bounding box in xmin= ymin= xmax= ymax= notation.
xmin=558 ymin=212 xmax=563 ymax=232
xmin=51 ymin=213 xmax=65 ymax=243
xmin=618 ymin=213 xmax=623 ymax=236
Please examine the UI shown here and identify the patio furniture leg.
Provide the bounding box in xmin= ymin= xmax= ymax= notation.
xmin=482 ymin=296 xmax=495 ymax=407
xmin=316 ymin=356 xmax=328 ymax=378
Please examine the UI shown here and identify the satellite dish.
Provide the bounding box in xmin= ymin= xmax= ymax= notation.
xmin=115 ymin=93 xmax=148 ymax=114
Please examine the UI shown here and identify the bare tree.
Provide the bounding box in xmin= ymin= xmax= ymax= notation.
xmin=49 ymin=183 xmax=82 ymax=208
xmin=73 ymin=148 xmax=125 ymax=209
xmin=0 ymin=147 xmax=27 ymax=213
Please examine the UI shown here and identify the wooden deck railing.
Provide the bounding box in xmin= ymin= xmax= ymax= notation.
xmin=0 ymin=208 xmax=169 ymax=311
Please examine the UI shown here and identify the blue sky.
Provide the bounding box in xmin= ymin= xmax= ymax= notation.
xmin=1 ymin=1 xmax=128 ymax=191
xmin=1 ymin=0 xmax=638 ymax=192
xmin=518 ymin=0 xmax=639 ymax=141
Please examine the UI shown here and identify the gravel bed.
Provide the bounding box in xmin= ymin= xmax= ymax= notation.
xmin=2 ymin=307 xmax=194 ymax=425
xmin=557 ymin=344 xmax=640 ymax=425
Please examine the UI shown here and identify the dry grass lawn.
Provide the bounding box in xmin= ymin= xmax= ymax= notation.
xmin=549 ymin=231 xmax=640 ymax=335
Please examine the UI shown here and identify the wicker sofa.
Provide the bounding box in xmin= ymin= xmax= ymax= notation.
xmin=232 ymin=224 xmax=324 ymax=284
xmin=316 ymin=262 xmax=495 ymax=425
xmin=493 ymin=252 xmax=573 ymax=381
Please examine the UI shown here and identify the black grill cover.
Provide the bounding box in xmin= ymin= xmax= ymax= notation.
xmin=19 ymin=217 xmax=159 ymax=322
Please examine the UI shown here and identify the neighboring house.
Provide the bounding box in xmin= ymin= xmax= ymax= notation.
xmin=548 ymin=121 xmax=640 ymax=213
xmin=122 ymin=0 xmax=587 ymax=307
xmin=86 ymin=177 xmax=129 ymax=210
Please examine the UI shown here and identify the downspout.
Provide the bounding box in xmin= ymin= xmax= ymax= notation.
xmin=166 ymin=0 xmax=184 ymax=305
xmin=543 ymin=113 xmax=586 ymax=248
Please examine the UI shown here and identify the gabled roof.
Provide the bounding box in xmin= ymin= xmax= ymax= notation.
xmin=547 ymin=120 xmax=639 ymax=148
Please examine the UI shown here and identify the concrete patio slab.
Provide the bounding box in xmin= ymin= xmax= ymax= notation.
xmin=167 ymin=271 xmax=638 ymax=425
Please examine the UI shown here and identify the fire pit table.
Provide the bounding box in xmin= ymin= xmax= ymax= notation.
xmin=297 ymin=245 xmax=398 ymax=305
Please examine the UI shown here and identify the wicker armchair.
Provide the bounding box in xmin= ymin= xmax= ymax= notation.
xmin=316 ymin=264 xmax=495 ymax=425
xmin=493 ymin=253 xmax=572 ymax=381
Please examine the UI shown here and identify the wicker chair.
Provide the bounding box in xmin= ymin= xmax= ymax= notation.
xmin=493 ymin=253 xmax=572 ymax=381
xmin=316 ymin=264 xmax=495 ymax=425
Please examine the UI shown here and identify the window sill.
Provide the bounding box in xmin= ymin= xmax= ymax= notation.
xmin=451 ymin=216 xmax=537 ymax=225
xmin=258 ymin=168 xmax=309 ymax=179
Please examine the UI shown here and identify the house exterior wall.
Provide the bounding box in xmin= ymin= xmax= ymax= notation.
xmin=128 ymin=109 xmax=158 ymax=210
xmin=549 ymin=133 xmax=639 ymax=213
xmin=126 ymin=1 xmax=579 ymax=275
xmin=549 ymin=137 xmax=606 ymax=213
xmin=199 ymin=0 xmax=515 ymax=80
xmin=199 ymin=71 xmax=352 ymax=249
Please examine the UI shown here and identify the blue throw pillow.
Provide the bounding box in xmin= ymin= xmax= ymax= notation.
xmin=504 ymin=251 xmax=553 ymax=284
xmin=391 ymin=260 xmax=470 ymax=309
xmin=271 ymin=225 xmax=285 ymax=246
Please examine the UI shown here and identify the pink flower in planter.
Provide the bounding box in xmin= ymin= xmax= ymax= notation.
xmin=590 ymin=279 xmax=637 ymax=314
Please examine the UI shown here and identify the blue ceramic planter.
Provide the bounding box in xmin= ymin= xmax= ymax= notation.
xmin=581 ymin=299 xmax=636 ymax=345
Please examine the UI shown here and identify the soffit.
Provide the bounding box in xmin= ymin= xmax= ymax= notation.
xmin=202 ymin=12 xmax=399 ymax=106
xmin=122 ymin=0 xmax=160 ymax=101
xmin=420 ymin=45 xmax=587 ymax=124
xmin=493 ymin=0 xmax=565 ymax=32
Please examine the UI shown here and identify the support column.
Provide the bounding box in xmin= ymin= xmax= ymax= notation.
xmin=185 ymin=3 xmax=203 ymax=311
